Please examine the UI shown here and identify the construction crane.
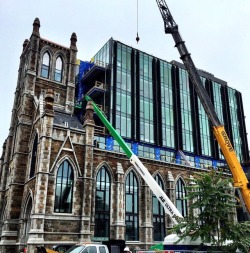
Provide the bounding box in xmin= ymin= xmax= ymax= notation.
xmin=156 ymin=0 xmax=250 ymax=214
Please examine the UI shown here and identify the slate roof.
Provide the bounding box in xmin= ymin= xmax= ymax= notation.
xmin=54 ymin=110 xmax=83 ymax=130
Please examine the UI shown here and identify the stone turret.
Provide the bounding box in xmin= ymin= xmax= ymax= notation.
xmin=32 ymin=17 xmax=40 ymax=36
xmin=70 ymin=32 xmax=77 ymax=50
xmin=44 ymin=88 xmax=54 ymax=112
xmin=22 ymin=39 xmax=29 ymax=52
xmin=65 ymin=32 xmax=78 ymax=113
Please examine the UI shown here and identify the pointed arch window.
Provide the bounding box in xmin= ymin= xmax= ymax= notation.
xmin=23 ymin=198 xmax=32 ymax=242
xmin=125 ymin=171 xmax=139 ymax=241
xmin=29 ymin=134 xmax=38 ymax=178
xmin=54 ymin=160 xmax=74 ymax=213
xmin=41 ymin=52 xmax=50 ymax=78
xmin=0 ymin=201 xmax=7 ymax=237
xmin=176 ymin=178 xmax=187 ymax=217
xmin=94 ymin=166 xmax=110 ymax=238
xmin=54 ymin=56 xmax=63 ymax=82
xmin=152 ymin=175 xmax=165 ymax=241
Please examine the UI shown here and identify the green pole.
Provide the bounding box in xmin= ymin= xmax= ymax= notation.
xmin=84 ymin=95 xmax=133 ymax=158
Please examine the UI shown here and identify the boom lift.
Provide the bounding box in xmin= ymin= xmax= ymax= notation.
xmin=84 ymin=95 xmax=183 ymax=225
xmin=83 ymin=95 xmax=226 ymax=250
xmin=156 ymin=0 xmax=250 ymax=214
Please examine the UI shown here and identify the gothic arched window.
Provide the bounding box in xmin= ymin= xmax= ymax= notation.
xmin=54 ymin=160 xmax=74 ymax=213
xmin=176 ymin=178 xmax=187 ymax=216
xmin=29 ymin=134 xmax=38 ymax=178
xmin=24 ymin=198 xmax=32 ymax=242
xmin=94 ymin=166 xmax=110 ymax=238
xmin=125 ymin=171 xmax=139 ymax=241
xmin=152 ymin=175 xmax=165 ymax=241
xmin=41 ymin=52 xmax=50 ymax=78
xmin=54 ymin=56 xmax=63 ymax=82
xmin=0 ymin=201 xmax=7 ymax=237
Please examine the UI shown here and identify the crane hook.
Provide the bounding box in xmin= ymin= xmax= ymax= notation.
xmin=136 ymin=33 xmax=140 ymax=43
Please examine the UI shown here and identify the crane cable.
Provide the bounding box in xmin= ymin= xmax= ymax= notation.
xmin=136 ymin=0 xmax=140 ymax=43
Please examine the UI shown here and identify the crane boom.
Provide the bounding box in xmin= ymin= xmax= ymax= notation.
xmin=156 ymin=0 xmax=220 ymax=126
xmin=156 ymin=0 xmax=250 ymax=213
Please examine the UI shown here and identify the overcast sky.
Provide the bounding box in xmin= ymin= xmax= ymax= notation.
xmin=1 ymin=0 xmax=250 ymax=155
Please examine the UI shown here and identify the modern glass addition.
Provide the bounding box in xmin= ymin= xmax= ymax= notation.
xmin=115 ymin=43 xmax=132 ymax=138
xmin=138 ymin=145 xmax=155 ymax=160
xmin=94 ymin=166 xmax=110 ymax=238
xmin=94 ymin=41 xmax=110 ymax=67
xmin=139 ymin=53 xmax=154 ymax=143
xmin=54 ymin=57 xmax=63 ymax=82
xmin=198 ymin=77 xmax=211 ymax=156
xmin=87 ymin=38 xmax=248 ymax=166
xmin=41 ymin=52 xmax=50 ymax=78
xmin=125 ymin=171 xmax=139 ymax=241
xmin=228 ymin=88 xmax=243 ymax=161
xmin=160 ymin=149 xmax=176 ymax=163
xmin=212 ymin=81 xmax=225 ymax=160
xmin=160 ymin=61 xmax=175 ymax=148
xmin=54 ymin=160 xmax=74 ymax=213
xmin=153 ymin=175 xmax=165 ymax=241
xmin=176 ymin=178 xmax=187 ymax=217
xmin=179 ymin=68 xmax=194 ymax=152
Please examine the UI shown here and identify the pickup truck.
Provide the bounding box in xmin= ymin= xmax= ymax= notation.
xmin=65 ymin=242 xmax=127 ymax=253
xmin=64 ymin=243 xmax=110 ymax=253
xmin=36 ymin=240 xmax=126 ymax=253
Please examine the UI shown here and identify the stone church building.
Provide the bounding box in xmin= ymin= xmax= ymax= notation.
xmin=0 ymin=18 xmax=244 ymax=253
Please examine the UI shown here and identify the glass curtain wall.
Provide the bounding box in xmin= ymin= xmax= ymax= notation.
xmin=212 ymin=81 xmax=225 ymax=160
xmin=94 ymin=41 xmax=110 ymax=66
xmin=198 ymin=77 xmax=211 ymax=156
xmin=160 ymin=60 xmax=175 ymax=148
xmin=227 ymin=88 xmax=243 ymax=161
xmin=139 ymin=53 xmax=154 ymax=143
xmin=115 ymin=43 xmax=132 ymax=138
xmin=179 ymin=68 xmax=194 ymax=152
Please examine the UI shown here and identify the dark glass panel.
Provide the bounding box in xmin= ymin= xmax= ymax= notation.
xmin=94 ymin=166 xmax=110 ymax=237
xmin=175 ymin=178 xmax=187 ymax=217
xmin=54 ymin=160 xmax=74 ymax=213
xmin=125 ymin=171 xmax=139 ymax=241
xmin=152 ymin=175 xmax=166 ymax=241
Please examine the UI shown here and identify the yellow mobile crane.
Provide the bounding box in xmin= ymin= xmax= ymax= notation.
xmin=155 ymin=0 xmax=250 ymax=214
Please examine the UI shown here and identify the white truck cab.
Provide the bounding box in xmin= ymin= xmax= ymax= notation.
xmin=65 ymin=243 xmax=117 ymax=253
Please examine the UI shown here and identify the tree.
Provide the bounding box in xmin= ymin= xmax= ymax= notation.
xmin=171 ymin=170 xmax=250 ymax=252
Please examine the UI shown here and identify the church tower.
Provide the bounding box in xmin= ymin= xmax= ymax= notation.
xmin=0 ymin=18 xmax=78 ymax=253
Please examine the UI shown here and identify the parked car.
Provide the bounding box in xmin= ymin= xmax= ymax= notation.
xmin=65 ymin=243 xmax=109 ymax=253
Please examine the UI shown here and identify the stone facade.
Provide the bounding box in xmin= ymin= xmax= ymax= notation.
xmin=0 ymin=18 xmax=215 ymax=253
